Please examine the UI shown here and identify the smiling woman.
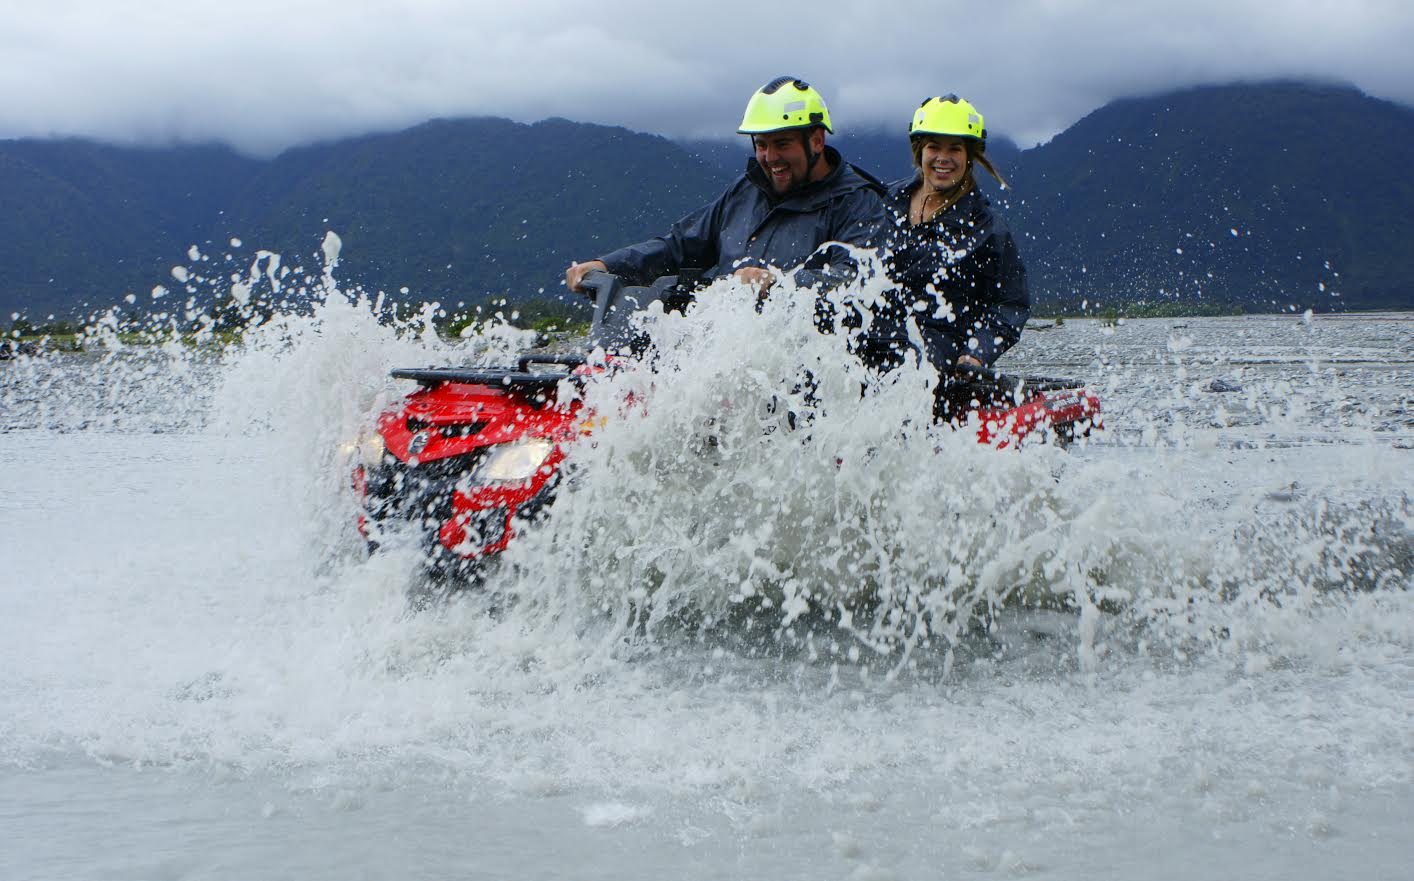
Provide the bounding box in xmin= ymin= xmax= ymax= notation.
xmin=856 ymin=94 xmax=1030 ymax=401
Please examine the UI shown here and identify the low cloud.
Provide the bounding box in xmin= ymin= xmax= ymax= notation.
xmin=2 ymin=0 xmax=1409 ymax=154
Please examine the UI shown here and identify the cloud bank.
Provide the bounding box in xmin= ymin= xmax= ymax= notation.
xmin=2 ymin=0 xmax=1410 ymax=154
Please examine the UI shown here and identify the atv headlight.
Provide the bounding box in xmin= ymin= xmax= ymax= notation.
xmin=475 ymin=438 xmax=554 ymax=483
xmin=359 ymin=433 xmax=386 ymax=465
xmin=341 ymin=432 xmax=386 ymax=466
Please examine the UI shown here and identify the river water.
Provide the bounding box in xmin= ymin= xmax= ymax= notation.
xmin=1 ymin=289 xmax=1410 ymax=879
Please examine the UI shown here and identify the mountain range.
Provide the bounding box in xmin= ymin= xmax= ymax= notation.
xmin=2 ymin=80 xmax=1410 ymax=323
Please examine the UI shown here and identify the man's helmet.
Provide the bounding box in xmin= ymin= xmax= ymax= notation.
xmin=910 ymin=95 xmax=986 ymax=150
xmin=738 ymin=77 xmax=834 ymax=135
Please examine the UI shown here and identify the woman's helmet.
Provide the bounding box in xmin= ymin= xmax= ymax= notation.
xmin=910 ymin=95 xmax=986 ymax=150
xmin=738 ymin=77 xmax=834 ymax=135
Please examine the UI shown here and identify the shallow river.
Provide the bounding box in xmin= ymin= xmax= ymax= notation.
xmin=2 ymin=303 xmax=1410 ymax=880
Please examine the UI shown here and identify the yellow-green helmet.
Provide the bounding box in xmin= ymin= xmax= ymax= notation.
xmin=738 ymin=76 xmax=834 ymax=135
xmin=910 ymin=95 xmax=986 ymax=149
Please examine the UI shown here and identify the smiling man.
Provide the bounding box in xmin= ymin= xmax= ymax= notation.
xmin=566 ymin=76 xmax=885 ymax=297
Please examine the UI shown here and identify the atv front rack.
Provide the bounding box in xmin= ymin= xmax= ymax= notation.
xmin=391 ymin=354 xmax=588 ymax=390
xmin=389 ymin=269 xmax=693 ymax=390
xmin=950 ymin=368 xmax=1087 ymax=394
xmin=934 ymin=364 xmax=1091 ymax=422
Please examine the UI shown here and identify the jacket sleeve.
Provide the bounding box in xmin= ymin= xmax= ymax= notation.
xmin=597 ymin=191 xmax=727 ymax=285
xmin=791 ymin=187 xmax=889 ymax=290
xmin=967 ymin=220 xmax=1031 ymax=366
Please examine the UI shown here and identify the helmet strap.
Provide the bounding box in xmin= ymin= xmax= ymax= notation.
xmin=803 ymin=129 xmax=824 ymax=179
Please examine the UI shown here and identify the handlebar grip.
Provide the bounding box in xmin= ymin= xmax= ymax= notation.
xmin=578 ymin=269 xmax=613 ymax=294
xmin=579 ymin=270 xmax=626 ymax=336
xmin=940 ymin=361 xmax=1003 ymax=386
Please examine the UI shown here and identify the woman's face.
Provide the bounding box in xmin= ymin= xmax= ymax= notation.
xmin=919 ymin=136 xmax=969 ymax=192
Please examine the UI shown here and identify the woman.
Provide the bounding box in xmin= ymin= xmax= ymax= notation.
xmin=864 ymin=95 xmax=1029 ymax=378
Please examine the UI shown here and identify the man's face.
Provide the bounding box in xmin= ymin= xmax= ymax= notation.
xmin=753 ymin=130 xmax=815 ymax=194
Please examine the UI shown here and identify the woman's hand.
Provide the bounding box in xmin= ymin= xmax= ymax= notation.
xmin=733 ymin=266 xmax=777 ymax=300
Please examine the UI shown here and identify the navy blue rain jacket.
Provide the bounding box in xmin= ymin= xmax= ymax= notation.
xmin=598 ymin=146 xmax=886 ymax=290
xmin=879 ymin=175 xmax=1030 ymax=368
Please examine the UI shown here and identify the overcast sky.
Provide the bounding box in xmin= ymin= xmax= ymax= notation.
xmin=2 ymin=0 xmax=1411 ymax=156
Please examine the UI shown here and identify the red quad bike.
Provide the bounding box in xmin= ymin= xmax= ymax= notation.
xmin=354 ymin=271 xmax=1102 ymax=582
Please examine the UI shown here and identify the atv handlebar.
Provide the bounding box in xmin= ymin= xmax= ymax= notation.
xmin=943 ymin=360 xmax=1001 ymax=382
xmin=578 ymin=270 xmax=621 ymax=330
xmin=517 ymin=352 xmax=589 ymax=372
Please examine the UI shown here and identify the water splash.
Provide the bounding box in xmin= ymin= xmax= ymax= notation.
xmin=434 ymin=274 xmax=1414 ymax=677
xmin=2 ymin=237 xmax=1411 ymax=858
xmin=3 ymin=238 xmax=1409 ymax=686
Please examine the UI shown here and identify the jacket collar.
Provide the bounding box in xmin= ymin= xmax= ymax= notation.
xmin=888 ymin=171 xmax=989 ymax=216
xmin=744 ymin=146 xmax=872 ymax=209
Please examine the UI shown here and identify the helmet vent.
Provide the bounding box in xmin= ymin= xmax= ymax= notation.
xmin=762 ymin=75 xmax=806 ymax=95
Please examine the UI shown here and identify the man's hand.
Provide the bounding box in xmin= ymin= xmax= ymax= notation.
xmin=733 ymin=266 xmax=776 ymax=299
xmin=956 ymin=354 xmax=983 ymax=368
xmin=566 ymin=260 xmax=608 ymax=293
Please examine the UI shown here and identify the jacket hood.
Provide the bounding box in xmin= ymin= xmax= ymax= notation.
xmin=746 ymin=146 xmax=884 ymax=210
xmin=885 ymin=173 xmax=995 ymax=226
xmin=887 ymin=172 xmax=991 ymax=210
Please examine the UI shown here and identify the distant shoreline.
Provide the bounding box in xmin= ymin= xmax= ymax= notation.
xmin=5 ymin=310 xmax=1411 ymax=361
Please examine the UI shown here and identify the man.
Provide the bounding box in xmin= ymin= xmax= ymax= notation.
xmin=565 ymin=76 xmax=886 ymax=297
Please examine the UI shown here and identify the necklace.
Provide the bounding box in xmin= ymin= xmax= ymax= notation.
xmin=912 ymin=188 xmax=947 ymax=225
